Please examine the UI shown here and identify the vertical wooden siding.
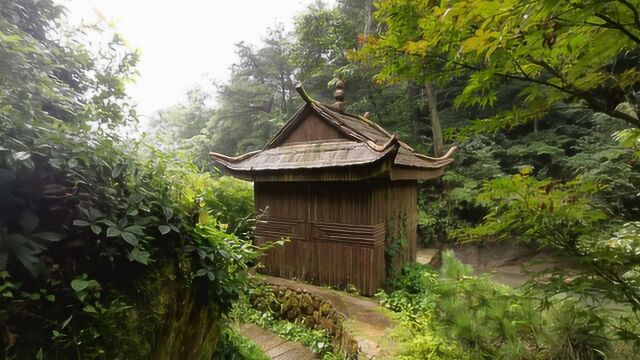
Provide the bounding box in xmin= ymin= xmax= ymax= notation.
xmin=253 ymin=180 xmax=417 ymax=295
xmin=280 ymin=113 xmax=348 ymax=145
xmin=372 ymin=180 xmax=417 ymax=270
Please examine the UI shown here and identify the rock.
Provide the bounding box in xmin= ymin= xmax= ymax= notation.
xmin=312 ymin=297 xmax=321 ymax=309
xmin=286 ymin=309 xmax=298 ymax=320
xmin=270 ymin=300 xmax=280 ymax=313
xmin=446 ymin=243 xmax=539 ymax=270
xmin=313 ymin=311 xmax=322 ymax=325
xmin=249 ymin=281 xmax=362 ymax=360
xmin=319 ymin=318 xmax=336 ymax=334
xmin=319 ymin=301 xmax=331 ymax=316
xmin=427 ymin=249 xmax=442 ymax=268
xmin=302 ymin=316 xmax=315 ymax=328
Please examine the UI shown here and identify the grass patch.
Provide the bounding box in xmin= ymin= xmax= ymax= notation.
xmin=213 ymin=325 xmax=270 ymax=360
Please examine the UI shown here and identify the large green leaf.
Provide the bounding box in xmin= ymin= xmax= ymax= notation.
xmin=32 ymin=232 xmax=62 ymax=242
xmin=70 ymin=279 xmax=89 ymax=292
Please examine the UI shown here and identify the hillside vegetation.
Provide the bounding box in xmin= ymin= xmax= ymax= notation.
xmin=2 ymin=0 xmax=640 ymax=359
xmin=0 ymin=1 xmax=255 ymax=358
xmin=149 ymin=0 xmax=640 ymax=358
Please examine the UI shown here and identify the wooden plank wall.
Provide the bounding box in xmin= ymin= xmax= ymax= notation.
xmin=253 ymin=180 xmax=417 ymax=295
xmin=280 ymin=113 xmax=348 ymax=145
xmin=373 ymin=180 xmax=418 ymax=271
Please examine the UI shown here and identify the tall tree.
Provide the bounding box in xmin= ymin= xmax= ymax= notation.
xmin=424 ymin=81 xmax=444 ymax=155
xmin=235 ymin=25 xmax=296 ymax=114
xmin=147 ymin=87 xmax=215 ymax=142
xmin=352 ymin=0 xmax=450 ymax=155
xmin=359 ymin=0 xmax=640 ymax=135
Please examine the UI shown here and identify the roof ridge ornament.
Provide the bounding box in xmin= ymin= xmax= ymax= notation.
xmin=333 ymin=79 xmax=345 ymax=112
xmin=209 ymin=150 xmax=260 ymax=163
xmin=366 ymin=133 xmax=400 ymax=152
xmin=414 ymin=146 xmax=458 ymax=161
xmin=295 ymin=84 xmax=316 ymax=104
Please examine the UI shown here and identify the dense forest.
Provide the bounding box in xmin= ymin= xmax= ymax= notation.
xmin=2 ymin=0 xmax=640 ymax=359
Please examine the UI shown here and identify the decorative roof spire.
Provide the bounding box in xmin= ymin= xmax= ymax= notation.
xmin=334 ymin=79 xmax=345 ymax=112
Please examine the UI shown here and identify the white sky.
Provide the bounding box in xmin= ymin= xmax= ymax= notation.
xmin=64 ymin=0 xmax=330 ymax=120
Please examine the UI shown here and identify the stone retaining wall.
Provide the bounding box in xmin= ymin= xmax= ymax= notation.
xmin=250 ymin=284 xmax=360 ymax=359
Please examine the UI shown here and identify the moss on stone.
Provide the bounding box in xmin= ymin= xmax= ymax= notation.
xmin=67 ymin=258 xmax=222 ymax=360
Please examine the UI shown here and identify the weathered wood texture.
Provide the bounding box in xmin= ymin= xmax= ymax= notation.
xmin=280 ymin=112 xmax=348 ymax=145
xmin=210 ymin=99 xmax=456 ymax=183
xmin=222 ymin=157 xmax=395 ymax=182
xmin=254 ymin=180 xmax=416 ymax=295
xmin=210 ymin=85 xmax=454 ymax=296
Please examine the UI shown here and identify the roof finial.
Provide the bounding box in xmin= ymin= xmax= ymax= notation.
xmin=334 ymin=79 xmax=345 ymax=112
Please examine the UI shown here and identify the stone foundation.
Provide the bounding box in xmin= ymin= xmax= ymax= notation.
xmin=250 ymin=284 xmax=360 ymax=359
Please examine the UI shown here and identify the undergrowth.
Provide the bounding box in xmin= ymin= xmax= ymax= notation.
xmin=229 ymin=285 xmax=344 ymax=360
xmin=212 ymin=325 xmax=270 ymax=360
xmin=377 ymin=251 xmax=635 ymax=360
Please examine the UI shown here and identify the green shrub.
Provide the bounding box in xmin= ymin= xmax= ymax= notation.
xmin=538 ymin=298 xmax=610 ymax=360
xmin=396 ymin=326 xmax=470 ymax=360
xmin=440 ymin=250 xmax=473 ymax=280
xmin=204 ymin=175 xmax=254 ymax=238
xmin=378 ymin=253 xmax=628 ymax=360
xmin=0 ymin=1 xmax=258 ymax=357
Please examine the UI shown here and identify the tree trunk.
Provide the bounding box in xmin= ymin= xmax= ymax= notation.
xmin=364 ymin=0 xmax=374 ymax=36
xmin=280 ymin=73 xmax=287 ymax=113
xmin=424 ymin=81 xmax=444 ymax=156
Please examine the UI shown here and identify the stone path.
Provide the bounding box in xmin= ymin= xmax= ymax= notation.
xmin=263 ymin=275 xmax=398 ymax=359
xmin=236 ymin=323 xmax=315 ymax=360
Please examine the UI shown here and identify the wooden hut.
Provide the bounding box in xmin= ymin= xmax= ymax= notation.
xmin=210 ymin=81 xmax=456 ymax=295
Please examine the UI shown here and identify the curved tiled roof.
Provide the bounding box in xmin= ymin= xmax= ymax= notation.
xmin=211 ymin=140 xmax=397 ymax=171
xmin=210 ymin=85 xmax=456 ymax=178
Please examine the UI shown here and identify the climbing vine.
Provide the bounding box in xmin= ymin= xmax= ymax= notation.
xmin=385 ymin=211 xmax=407 ymax=277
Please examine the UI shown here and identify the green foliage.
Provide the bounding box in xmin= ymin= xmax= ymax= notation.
xmin=230 ymin=284 xmax=342 ymax=359
xmin=538 ymin=298 xmax=610 ymax=360
xmin=395 ymin=325 xmax=469 ymax=360
xmin=213 ymin=325 xmax=270 ymax=360
xmin=385 ymin=211 xmax=407 ymax=276
xmin=458 ymin=170 xmax=608 ymax=244
xmin=439 ymin=250 xmax=472 ymax=281
xmin=205 ymin=176 xmax=255 ymax=238
xmin=358 ymin=0 xmax=640 ymax=131
xmin=458 ymin=170 xmax=640 ymax=316
xmin=0 ymin=1 xmax=258 ymax=357
xmin=379 ymin=257 xmax=633 ymax=360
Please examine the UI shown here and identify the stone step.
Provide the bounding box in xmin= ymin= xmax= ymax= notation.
xmin=262 ymin=275 xmax=399 ymax=359
xmin=236 ymin=323 xmax=316 ymax=360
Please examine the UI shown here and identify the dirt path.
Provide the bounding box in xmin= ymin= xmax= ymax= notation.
xmin=416 ymin=248 xmax=531 ymax=287
xmin=236 ymin=323 xmax=315 ymax=360
xmin=263 ymin=275 xmax=398 ymax=359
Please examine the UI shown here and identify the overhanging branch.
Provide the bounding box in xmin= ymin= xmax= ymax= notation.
xmin=430 ymin=56 xmax=640 ymax=127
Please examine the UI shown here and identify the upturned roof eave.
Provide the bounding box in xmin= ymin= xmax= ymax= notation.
xmin=209 ymin=142 xmax=399 ymax=173
xmin=209 ymin=147 xmax=456 ymax=174
xmin=208 ymin=84 xmax=458 ymax=177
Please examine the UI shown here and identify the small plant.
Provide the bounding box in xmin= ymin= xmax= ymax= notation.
xmin=377 ymin=253 xmax=629 ymax=360
xmin=538 ymin=298 xmax=610 ymax=360
xmin=439 ymin=250 xmax=472 ymax=281
xmin=213 ymin=325 xmax=270 ymax=360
